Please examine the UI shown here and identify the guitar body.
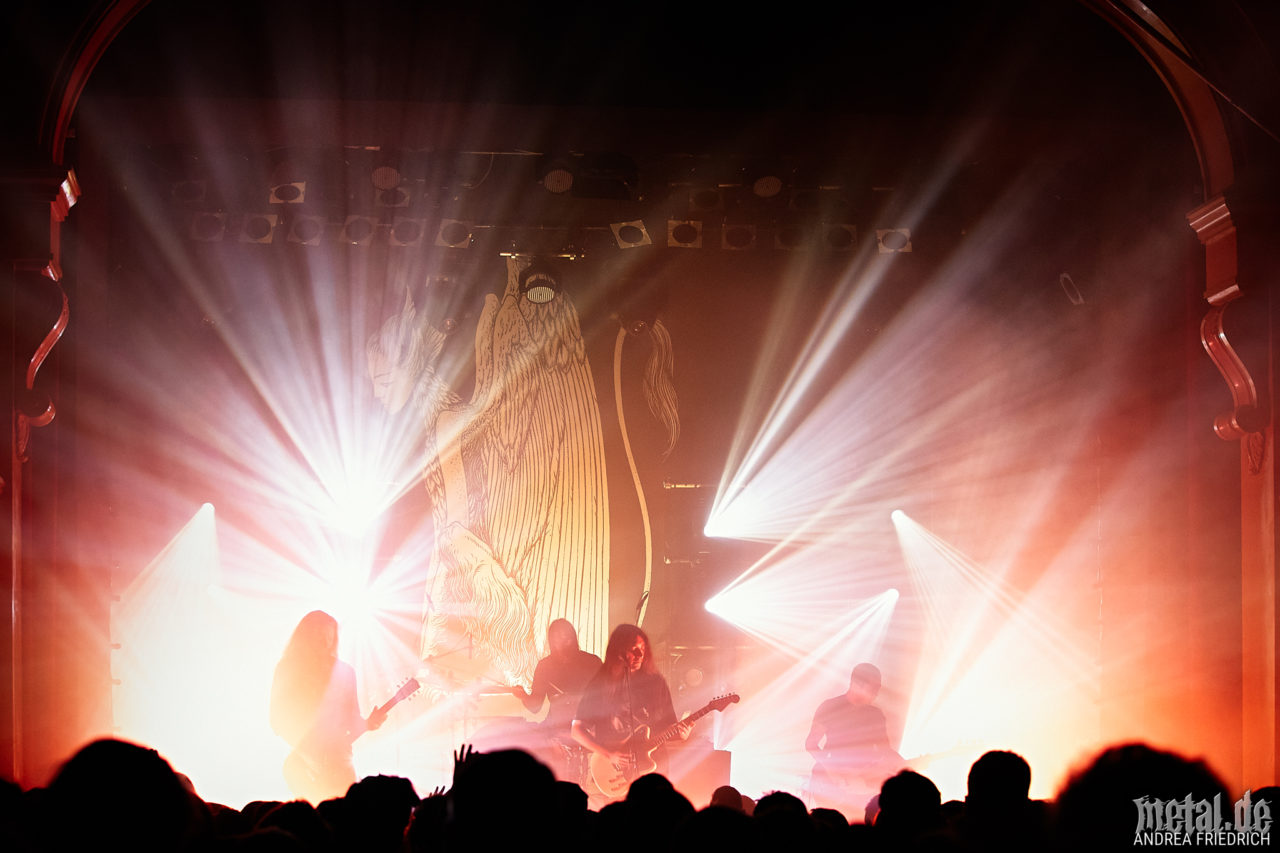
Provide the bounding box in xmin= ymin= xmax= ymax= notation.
xmin=282 ymin=677 xmax=420 ymax=802
xmin=808 ymin=752 xmax=897 ymax=814
xmin=583 ymin=693 xmax=740 ymax=802
xmin=283 ymin=748 xmax=356 ymax=803
xmin=810 ymin=746 xmax=903 ymax=791
xmin=807 ymin=744 xmax=968 ymax=814
xmin=586 ymin=726 xmax=659 ymax=799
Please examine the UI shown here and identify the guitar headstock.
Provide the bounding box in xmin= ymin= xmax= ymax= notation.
xmin=709 ymin=693 xmax=740 ymax=712
xmin=390 ymin=677 xmax=422 ymax=705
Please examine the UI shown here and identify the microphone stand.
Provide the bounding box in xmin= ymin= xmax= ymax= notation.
xmin=622 ymin=664 xmax=635 ymax=768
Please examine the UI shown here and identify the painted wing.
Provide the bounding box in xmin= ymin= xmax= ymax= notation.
xmin=462 ymin=261 xmax=610 ymax=675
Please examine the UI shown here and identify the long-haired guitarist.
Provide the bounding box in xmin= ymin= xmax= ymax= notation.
xmin=269 ymin=611 xmax=388 ymax=802
xmin=570 ymin=624 xmax=691 ymax=793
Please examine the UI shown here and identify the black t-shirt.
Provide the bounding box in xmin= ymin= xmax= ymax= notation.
xmin=809 ymin=695 xmax=890 ymax=767
xmin=528 ymin=648 xmax=602 ymax=733
xmin=574 ymin=670 xmax=678 ymax=748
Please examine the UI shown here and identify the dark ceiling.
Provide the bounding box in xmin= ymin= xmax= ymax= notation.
xmin=79 ymin=0 xmax=1165 ymax=120
xmin=54 ymin=0 xmax=1207 ymax=268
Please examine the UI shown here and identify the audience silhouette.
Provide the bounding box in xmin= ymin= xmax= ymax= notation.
xmin=0 ymin=735 xmax=1270 ymax=852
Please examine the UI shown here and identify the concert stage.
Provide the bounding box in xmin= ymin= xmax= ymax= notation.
xmin=3 ymin=0 xmax=1279 ymax=808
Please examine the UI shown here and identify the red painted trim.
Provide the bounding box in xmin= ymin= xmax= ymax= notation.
xmin=39 ymin=0 xmax=153 ymax=164
xmin=1080 ymin=0 xmax=1235 ymax=199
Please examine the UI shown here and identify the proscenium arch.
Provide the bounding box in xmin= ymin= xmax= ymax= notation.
xmin=12 ymin=0 xmax=1268 ymax=787
xmin=1081 ymin=0 xmax=1276 ymax=787
xmin=38 ymin=0 xmax=154 ymax=167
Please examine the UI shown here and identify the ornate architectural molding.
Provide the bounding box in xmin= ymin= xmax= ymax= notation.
xmin=2 ymin=167 xmax=77 ymax=495
xmin=13 ymin=276 xmax=69 ymax=462
xmin=1189 ymin=196 xmax=1263 ymax=446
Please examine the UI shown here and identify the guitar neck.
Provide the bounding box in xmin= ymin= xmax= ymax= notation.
xmin=652 ymin=701 xmax=717 ymax=748
xmin=379 ymin=678 xmax=420 ymax=714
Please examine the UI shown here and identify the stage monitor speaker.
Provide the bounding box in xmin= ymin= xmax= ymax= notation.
xmin=667 ymin=740 xmax=731 ymax=808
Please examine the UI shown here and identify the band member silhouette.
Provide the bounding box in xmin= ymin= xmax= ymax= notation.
xmin=514 ymin=618 xmax=602 ymax=737
xmin=269 ymin=611 xmax=386 ymax=802
xmin=805 ymin=662 xmax=903 ymax=813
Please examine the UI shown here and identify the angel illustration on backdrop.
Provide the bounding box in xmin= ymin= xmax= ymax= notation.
xmin=367 ymin=256 xmax=617 ymax=693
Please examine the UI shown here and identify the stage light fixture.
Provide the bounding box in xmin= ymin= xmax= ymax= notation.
xmin=436 ymin=219 xmax=473 ymax=249
xmin=774 ymin=224 xmax=811 ymax=251
xmin=721 ymin=224 xmax=756 ymax=250
xmin=190 ymin=212 xmax=226 ymax=242
xmin=540 ymin=157 xmax=575 ymax=194
xmin=519 ymin=258 xmax=560 ymax=304
xmin=268 ymin=151 xmax=318 ymax=204
xmin=610 ymin=220 xmax=651 ymax=249
xmin=543 ymin=152 xmax=638 ymax=200
xmin=287 ymin=215 xmax=326 ymax=246
xmin=747 ymin=159 xmax=783 ymax=199
xmin=376 ymin=186 xmax=411 ymax=208
xmin=876 ymin=228 xmax=913 ymax=253
xmin=238 ymin=213 xmax=278 ymax=244
xmin=373 ymin=161 xmax=411 ymax=208
xmin=341 ymin=215 xmax=378 ymax=245
xmin=269 ymin=181 xmax=306 ymax=204
xmin=752 ymin=174 xmax=784 ymax=198
xmin=389 ymin=217 xmax=426 ymax=247
xmin=824 ymin=224 xmax=857 ymax=252
xmin=371 ymin=164 xmax=402 ymax=191
xmin=667 ymin=220 xmax=703 ymax=248
xmin=689 ymin=188 xmax=724 ymax=215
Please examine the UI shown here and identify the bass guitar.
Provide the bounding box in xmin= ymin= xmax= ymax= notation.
xmin=588 ymin=693 xmax=739 ymax=800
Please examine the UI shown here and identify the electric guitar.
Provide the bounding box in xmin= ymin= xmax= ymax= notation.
xmin=809 ymin=746 xmax=905 ymax=798
xmin=809 ymin=740 xmax=978 ymax=804
xmin=587 ymin=693 xmax=740 ymax=799
xmin=283 ymin=677 xmax=421 ymax=797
